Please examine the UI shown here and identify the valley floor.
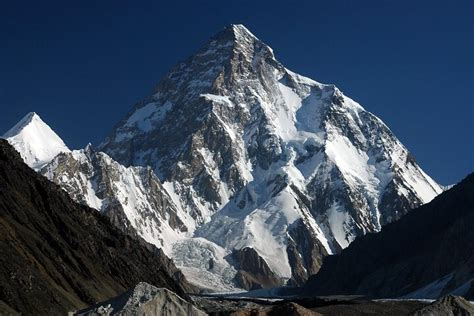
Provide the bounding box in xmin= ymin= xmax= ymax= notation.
xmin=192 ymin=295 xmax=431 ymax=315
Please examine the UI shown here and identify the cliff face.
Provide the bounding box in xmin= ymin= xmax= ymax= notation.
xmin=304 ymin=173 xmax=474 ymax=300
xmin=0 ymin=139 xmax=195 ymax=315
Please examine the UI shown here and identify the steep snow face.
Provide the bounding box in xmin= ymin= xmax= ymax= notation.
xmin=98 ymin=24 xmax=442 ymax=289
xmin=2 ymin=112 xmax=70 ymax=169
xmin=41 ymin=146 xmax=192 ymax=255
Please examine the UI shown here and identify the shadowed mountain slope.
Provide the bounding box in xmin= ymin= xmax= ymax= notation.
xmin=304 ymin=173 xmax=474 ymax=299
xmin=0 ymin=139 xmax=195 ymax=315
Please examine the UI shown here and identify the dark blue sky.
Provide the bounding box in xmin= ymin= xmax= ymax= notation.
xmin=0 ymin=0 xmax=472 ymax=185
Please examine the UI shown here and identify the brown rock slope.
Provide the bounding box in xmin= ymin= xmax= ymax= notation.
xmin=0 ymin=139 xmax=195 ymax=315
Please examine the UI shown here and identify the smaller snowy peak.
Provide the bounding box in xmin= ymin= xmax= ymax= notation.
xmin=2 ymin=112 xmax=70 ymax=169
xmin=3 ymin=112 xmax=38 ymax=138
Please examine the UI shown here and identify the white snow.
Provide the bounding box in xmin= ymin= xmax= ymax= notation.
xmin=326 ymin=202 xmax=353 ymax=248
xmin=325 ymin=134 xmax=373 ymax=183
xmin=3 ymin=112 xmax=70 ymax=169
xmin=83 ymin=173 xmax=104 ymax=210
xmin=274 ymin=82 xmax=300 ymax=141
xmin=200 ymin=94 xmax=233 ymax=108
xmin=400 ymin=163 xmax=442 ymax=203
xmin=125 ymin=101 xmax=172 ymax=133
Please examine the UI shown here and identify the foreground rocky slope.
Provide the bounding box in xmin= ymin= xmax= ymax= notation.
xmin=0 ymin=139 xmax=194 ymax=315
xmin=98 ymin=24 xmax=442 ymax=288
xmin=193 ymin=295 xmax=429 ymax=316
xmin=304 ymin=173 xmax=474 ymax=299
xmin=76 ymin=282 xmax=205 ymax=316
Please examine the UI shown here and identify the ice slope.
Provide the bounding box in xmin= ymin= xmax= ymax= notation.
xmin=2 ymin=112 xmax=70 ymax=169
xmin=171 ymin=237 xmax=243 ymax=292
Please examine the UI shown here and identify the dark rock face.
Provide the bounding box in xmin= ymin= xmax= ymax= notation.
xmin=232 ymin=247 xmax=282 ymax=290
xmin=304 ymin=173 xmax=474 ymax=299
xmin=286 ymin=219 xmax=329 ymax=286
xmin=411 ymin=295 xmax=474 ymax=316
xmin=0 ymin=139 xmax=195 ymax=315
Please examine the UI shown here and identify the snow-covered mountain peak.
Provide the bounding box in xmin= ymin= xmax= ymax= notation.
xmin=3 ymin=112 xmax=39 ymax=137
xmin=217 ymin=24 xmax=262 ymax=46
xmin=229 ymin=24 xmax=254 ymax=35
xmin=2 ymin=112 xmax=70 ymax=169
xmin=212 ymin=24 xmax=259 ymax=44
xmin=89 ymin=25 xmax=444 ymax=290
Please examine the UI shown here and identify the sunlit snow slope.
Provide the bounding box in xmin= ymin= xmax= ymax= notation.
xmin=2 ymin=112 xmax=70 ymax=169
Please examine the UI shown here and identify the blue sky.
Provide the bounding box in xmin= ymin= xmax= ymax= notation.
xmin=0 ymin=0 xmax=472 ymax=185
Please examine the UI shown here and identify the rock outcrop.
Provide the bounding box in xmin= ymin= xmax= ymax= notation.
xmin=232 ymin=247 xmax=282 ymax=290
xmin=76 ymin=282 xmax=205 ymax=316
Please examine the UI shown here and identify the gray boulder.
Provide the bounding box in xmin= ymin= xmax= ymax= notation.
xmin=76 ymin=282 xmax=206 ymax=316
